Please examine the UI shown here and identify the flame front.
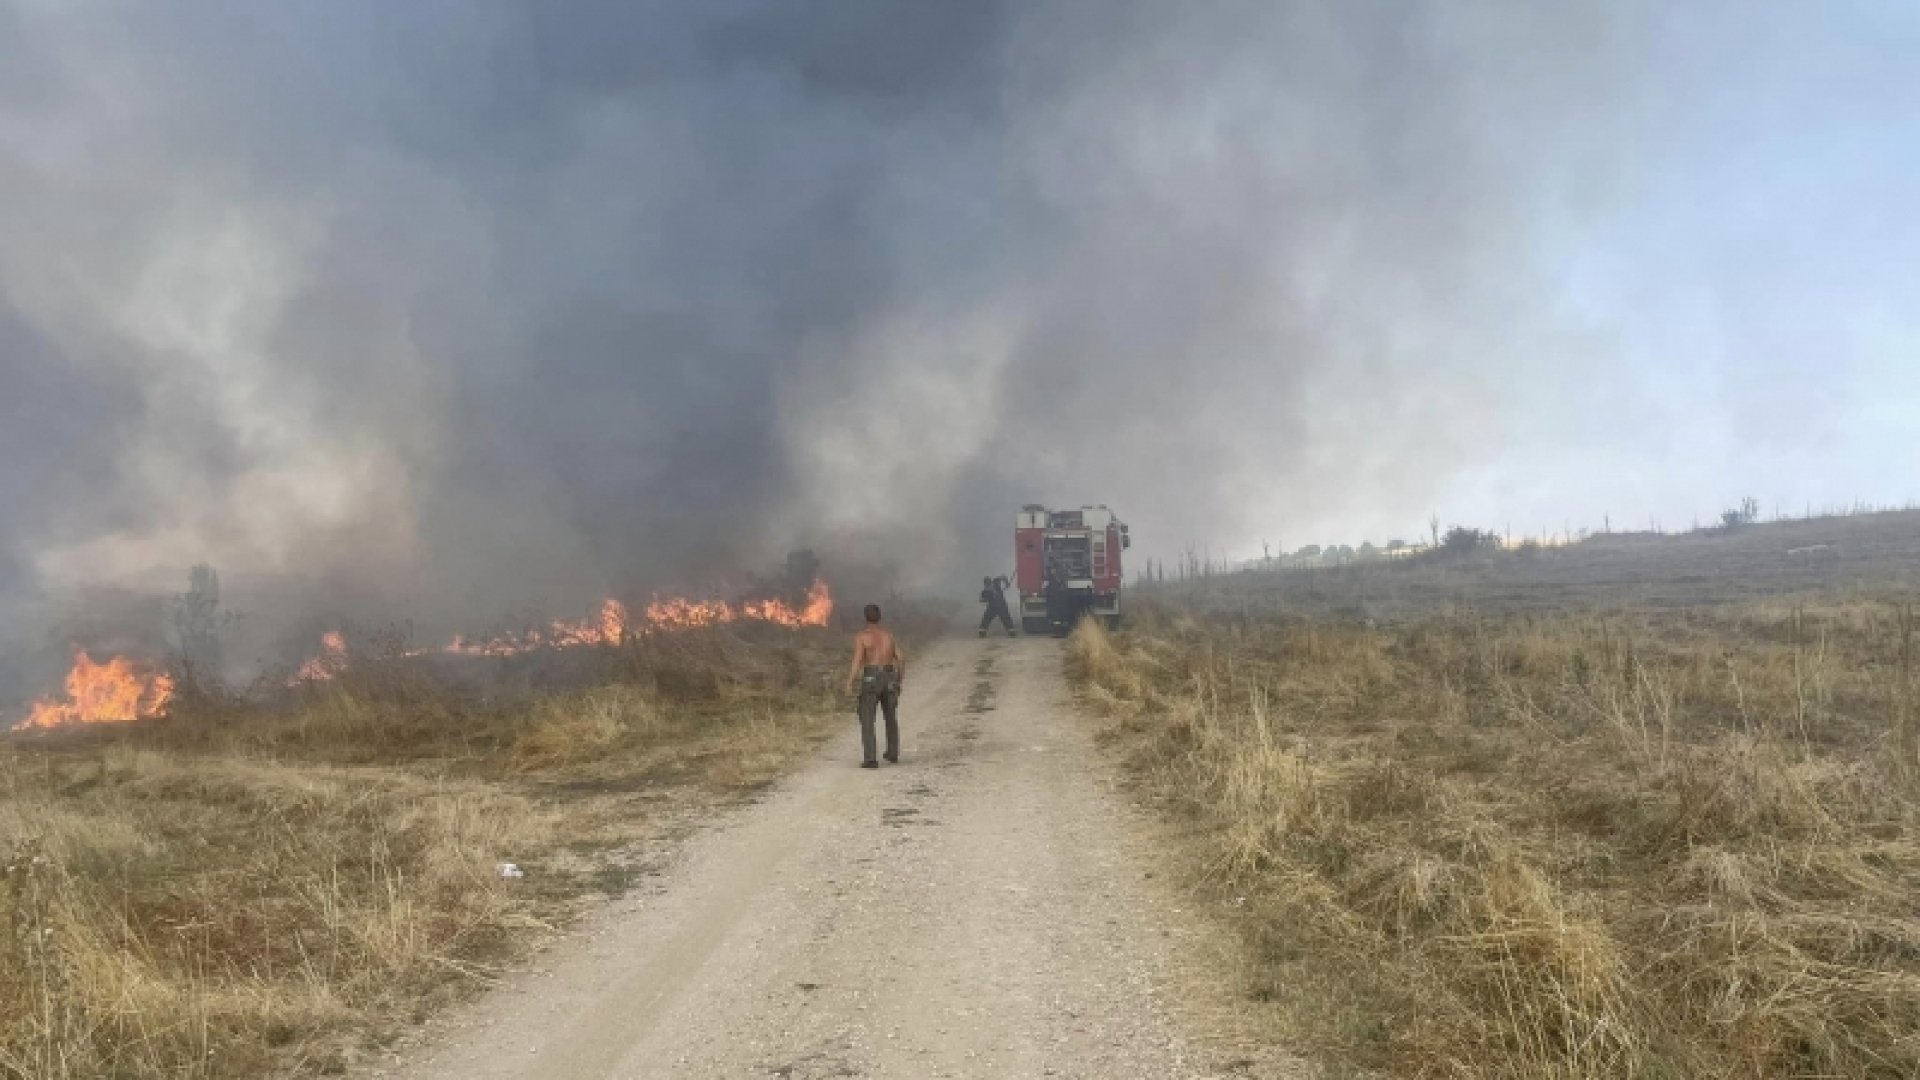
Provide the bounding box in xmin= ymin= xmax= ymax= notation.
xmin=17 ymin=651 xmax=175 ymax=731
xmin=294 ymin=580 xmax=831 ymax=676
xmin=737 ymin=578 xmax=834 ymax=629
xmin=642 ymin=595 xmax=735 ymax=629
xmin=646 ymin=578 xmax=834 ymax=631
xmin=446 ymin=597 xmax=630 ymax=657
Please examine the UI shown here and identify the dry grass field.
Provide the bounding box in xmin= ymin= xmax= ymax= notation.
xmin=0 ymin=626 xmax=859 ymax=1079
xmin=1165 ymin=509 xmax=1920 ymax=621
xmin=1073 ymin=512 xmax=1920 ymax=1078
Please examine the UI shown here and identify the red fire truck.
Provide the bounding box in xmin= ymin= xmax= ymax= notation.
xmin=1015 ymin=504 xmax=1131 ymax=635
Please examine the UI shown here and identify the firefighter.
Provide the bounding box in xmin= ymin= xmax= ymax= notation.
xmin=978 ymin=575 xmax=1015 ymax=637
xmin=845 ymin=603 xmax=905 ymax=768
xmin=1043 ymin=553 xmax=1080 ymax=636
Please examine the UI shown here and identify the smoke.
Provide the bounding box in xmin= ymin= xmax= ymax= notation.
xmin=0 ymin=1 xmax=1914 ymax=669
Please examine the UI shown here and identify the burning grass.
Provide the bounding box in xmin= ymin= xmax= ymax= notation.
xmin=1071 ymin=598 xmax=1920 ymax=1078
xmin=16 ymin=651 xmax=175 ymax=731
xmin=0 ymin=625 xmax=851 ymax=1079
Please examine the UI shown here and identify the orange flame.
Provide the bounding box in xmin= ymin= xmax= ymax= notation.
xmin=738 ymin=578 xmax=835 ymax=628
xmin=646 ymin=578 xmax=834 ymax=630
xmin=292 ymin=630 xmax=349 ymax=683
xmin=16 ymin=651 xmax=175 ymax=731
xmin=294 ymin=580 xmax=831 ymax=676
xmin=642 ymin=595 xmax=735 ymax=628
xmin=446 ymin=597 xmax=629 ymax=657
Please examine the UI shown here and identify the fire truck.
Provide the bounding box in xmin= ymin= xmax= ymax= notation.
xmin=1015 ymin=504 xmax=1131 ymax=635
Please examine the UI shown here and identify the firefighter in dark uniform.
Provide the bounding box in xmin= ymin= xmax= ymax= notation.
xmin=1043 ymin=553 xmax=1075 ymax=636
xmin=978 ymin=575 xmax=1015 ymax=637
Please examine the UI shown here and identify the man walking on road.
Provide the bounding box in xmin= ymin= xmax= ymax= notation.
xmin=846 ymin=603 xmax=906 ymax=768
xmin=978 ymin=575 xmax=1015 ymax=637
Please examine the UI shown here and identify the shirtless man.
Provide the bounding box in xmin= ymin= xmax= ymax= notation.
xmin=845 ymin=603 xmax=907 ymax=768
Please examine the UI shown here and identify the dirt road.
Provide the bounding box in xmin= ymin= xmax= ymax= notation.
xmin=380 ymin=638 xmax=1289 ymax=1079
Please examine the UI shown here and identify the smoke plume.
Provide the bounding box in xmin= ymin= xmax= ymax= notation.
xmin=1 ymin=1 xmax=1914 ymax=676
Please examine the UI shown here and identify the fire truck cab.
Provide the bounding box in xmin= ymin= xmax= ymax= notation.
xmin=1015 ymin=504 xmax=1130 ymax=636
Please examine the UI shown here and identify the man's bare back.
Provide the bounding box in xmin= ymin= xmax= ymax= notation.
xmin=846 ymin=625 xmax=905 ymax=695
xmin=847 ymin=604 xmax=906 ymax=767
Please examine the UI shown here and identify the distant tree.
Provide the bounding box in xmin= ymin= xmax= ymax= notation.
xmin=169 ymin=563 xmax=224 ymax=681
xmin=1437 ymin=526 xmax=1503 ymax=557
xmin=1336 ymin=544 xmax=1356 ymax=561
xmin=1721 ymin=496 xmax=1761 ymax=531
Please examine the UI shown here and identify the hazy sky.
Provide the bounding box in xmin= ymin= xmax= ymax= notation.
xmin=0 ymin=0 xmax=1914 ymax=638
xmin=1429 ymin=4 xmax=1920 ymax=548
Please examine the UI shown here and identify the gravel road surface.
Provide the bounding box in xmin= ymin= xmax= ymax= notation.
xmin=380 ymin=637 xmax=1298 ymax=1079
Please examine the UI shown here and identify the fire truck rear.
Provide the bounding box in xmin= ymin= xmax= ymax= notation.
xmin=1015 ymin=505 xmax=1131 ymax=635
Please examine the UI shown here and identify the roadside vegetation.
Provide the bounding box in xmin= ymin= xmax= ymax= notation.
xmin=1073 ymin=513 xmax=1920 ymax=1078
xmin=0 ymin=627 xmax=852 ymax=1079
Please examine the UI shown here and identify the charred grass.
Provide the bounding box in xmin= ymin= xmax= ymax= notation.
xmin=0 ymin=627 xmax=849 ymax=1079
xmin=1072 ymin=594 xmax=1920 ymax=1078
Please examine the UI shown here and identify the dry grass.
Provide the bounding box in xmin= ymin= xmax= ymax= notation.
xmin=1072 ymin=591 xmax=1920 ymax=1078
xmin=0 ymin=626 xmax=851 ymax=1079
xmin=509 ymin=685 xmax=663 ymax=771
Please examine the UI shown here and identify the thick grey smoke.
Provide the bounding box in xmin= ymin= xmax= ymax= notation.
xmin=1 ymin=1 xmax=1912 ymax=678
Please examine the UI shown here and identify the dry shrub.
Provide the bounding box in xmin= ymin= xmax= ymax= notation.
xmin=1075 ymin=594 xmax=1920 ymax=1078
